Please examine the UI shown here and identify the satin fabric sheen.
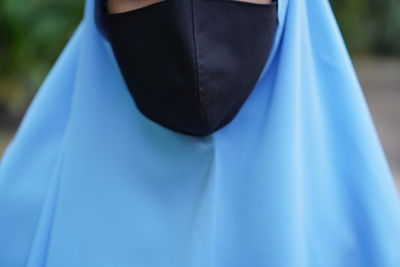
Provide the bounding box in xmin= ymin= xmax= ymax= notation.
xmin=1 ymin=0 xmax=400 ymax=266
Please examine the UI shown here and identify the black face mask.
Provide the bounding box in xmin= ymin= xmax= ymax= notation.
xmin=104 ymin=0 xmax=277 ymax=136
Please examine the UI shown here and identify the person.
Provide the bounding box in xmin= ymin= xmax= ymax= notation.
xmin=1 ymin=0 xmax=400 ymax=266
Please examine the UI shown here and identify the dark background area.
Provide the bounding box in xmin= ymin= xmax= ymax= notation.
xmin=0 ymin=0 xmax=399 ymax=188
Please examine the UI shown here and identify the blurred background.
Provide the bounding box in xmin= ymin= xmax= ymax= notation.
xmin=0 ymin=0 xmax=399 ymax=189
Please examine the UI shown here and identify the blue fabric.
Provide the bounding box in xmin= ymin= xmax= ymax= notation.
xmin=1 ymin=0 xmax=400 ymax=266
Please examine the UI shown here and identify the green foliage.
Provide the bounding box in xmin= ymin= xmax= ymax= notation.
xmin=331 ymin=0 xmax=400 ymax=55
xmin=0 ymin=0 xmax=83 ymax=118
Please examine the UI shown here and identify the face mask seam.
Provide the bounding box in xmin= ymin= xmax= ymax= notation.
xmin=191 ymin=0 xmax=206 ymax=134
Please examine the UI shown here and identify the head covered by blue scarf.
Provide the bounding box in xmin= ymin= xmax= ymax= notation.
xmin=1 ymin=0 xmax=400 ymax=266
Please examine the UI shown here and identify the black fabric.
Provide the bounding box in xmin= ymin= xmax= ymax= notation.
xmin=104 ymin=0 xmax=277 ymax=136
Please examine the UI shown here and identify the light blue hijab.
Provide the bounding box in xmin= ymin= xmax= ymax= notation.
xmin=1 ymin=0 xmax=400 ymax=266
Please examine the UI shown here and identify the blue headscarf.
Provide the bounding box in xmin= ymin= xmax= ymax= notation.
xmin=1 ymin=0 xmax=400 ymax=266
